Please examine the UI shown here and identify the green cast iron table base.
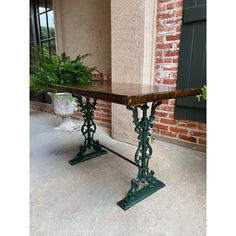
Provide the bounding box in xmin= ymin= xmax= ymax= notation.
xmin=68 ymin=96 xmax=108 ymax=166
xmin=117 ymin=179 xmax=165 ymax=210
xmin=69 ymin=149 xmax=108 ymax=165
xmin=70 ymin=95 xmax=165 ymax=210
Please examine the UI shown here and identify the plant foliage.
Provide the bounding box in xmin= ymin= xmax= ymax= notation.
xmin=196 ymin=85 xmax=207 ymax=102
xmin=30 ymin=45 xmax=97 ymax=94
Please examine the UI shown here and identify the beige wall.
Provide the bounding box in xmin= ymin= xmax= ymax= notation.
xmin=111 ymin=0 xmax=145 ymax=85
xmin=53 ymin=0 xmax=111 ymax=74
xmin=53 ymin=0 xmax=157 ymax=145
xmin=111 ymin=0 xmax=157 ymax=145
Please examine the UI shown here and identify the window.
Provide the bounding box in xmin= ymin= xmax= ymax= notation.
xmin=30 ymin=0 xmax=56 ymax=103
xmin=30 ymin=0 xmax=56 ymax=56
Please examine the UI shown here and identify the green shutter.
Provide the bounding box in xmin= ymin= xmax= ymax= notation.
xmin=175 ymin=0 xmax=206 ymax=122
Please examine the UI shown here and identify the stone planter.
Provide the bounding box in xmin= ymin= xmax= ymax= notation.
xmin=48 ymin=92 xmax=79 ymax=131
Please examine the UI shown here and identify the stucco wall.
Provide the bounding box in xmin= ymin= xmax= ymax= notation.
xmin=54 ymin=0 xmax=111 ymax=74
xmin=111 ymin=0 xmax=145 ymax=84
xmin=111 ymin=0 xmax=145 ymax=145
xmin=111 ymin=0 xmax=157 ymax=145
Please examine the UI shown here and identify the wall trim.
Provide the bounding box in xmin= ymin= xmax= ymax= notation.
xmin=142 ymin=0 xmax=158 ymax=85
xmin=53 ymin=0 xmax=64 ymax=54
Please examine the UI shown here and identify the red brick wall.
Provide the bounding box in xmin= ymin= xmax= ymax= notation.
xmin=94 ymin=100 xmax=111 ymax=129
xmin=31 ymin=99 xmax=111 ymax=130
xmin=153 ymin=0 xmax=206 ymax=146
xmin=72 ymin=100 xmax=111 ymax=129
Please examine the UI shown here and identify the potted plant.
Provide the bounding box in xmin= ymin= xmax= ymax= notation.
xmin=30 ymin=45 xmax=97 ymax=131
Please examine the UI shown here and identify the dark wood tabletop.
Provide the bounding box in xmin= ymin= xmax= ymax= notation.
xmin=49 ymin=81 xmax=201 ymax=105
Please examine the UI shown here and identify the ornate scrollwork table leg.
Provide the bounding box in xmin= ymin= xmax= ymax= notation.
xmin=117 ymin=101 xmax=166 ymax=210
xmin=68 ymin=96 xmax=108 ymax=165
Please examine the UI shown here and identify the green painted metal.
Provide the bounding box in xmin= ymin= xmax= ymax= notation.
xmin=117 ymin=179 xmax=165 ymax=210
xmin=117 ymin=101 xmax=165 ymax=210
xmin=69 ymin=97 xmax=165 ymax=209
xmin=69 ymin=149 xmax=108 ymax=165
xmin=68 ymin=96 xmax=107 ymax=165
xmin=99 ymin=144 xmax=138 ymax=167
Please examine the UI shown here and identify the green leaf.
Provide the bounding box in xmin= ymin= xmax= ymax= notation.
xmin=30 ymin=44 xmax=96 ymax=94
xmin=196 ymin=85 xmax=207 ymax=102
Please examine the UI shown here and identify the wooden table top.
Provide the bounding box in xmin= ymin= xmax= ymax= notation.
xmin=50 ymin=81 xmax=201 ymax=105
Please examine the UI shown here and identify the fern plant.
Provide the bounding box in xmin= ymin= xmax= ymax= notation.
xmin=30 ymin=45 xmax=97 ymax=94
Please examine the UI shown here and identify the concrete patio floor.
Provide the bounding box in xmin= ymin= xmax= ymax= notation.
xmin=30 ymin=110 xmax=206 ymax=236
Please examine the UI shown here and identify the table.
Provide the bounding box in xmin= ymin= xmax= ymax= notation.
xmin=50 ymin=81 xmax=201 ymax=210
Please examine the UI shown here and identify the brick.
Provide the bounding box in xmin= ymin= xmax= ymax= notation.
xmin=166 ymin=3 xmax=174 ymax=10
xmin=156 ymin=35 xmax=164 ymax=43
xmin=153 ymin=123 xmax=168 ymax=130
xmin=160 ymin=105 xmax=174 ymax=112
xmin=95 ymin=107 xmax=111 ymax=114
xmin=155 ymin=65 xmax=161 ymax=70
xmin=159 ymin=130 xmax=177 ymax=138
xmin=198 ymin=138 xmax=207 ymax=145
xmin=156 ymin=58 xmax=172 ymax=63
xmin=157 ymin=22 xmax=164 ymax=29
xmin=198 ymin=123 xmax=206 ymax=131
xmin=152 ymin=128 xmax=158 ymax=134
xmin=168 ymin=113 xmax=175 ymax=119
xmin=165 ymin=26 xmax=176 ymax=33
xmin=159 ymin=5 xmax=166 ymax=11
xmin=176 ymin=1 xmax=183 ymax=8
xmin=166 ymin=34 xmax=181 ymax=41
xmin=177 ymin=122 xmax=197 ymax=129
xmin=165 ymin=19 xmax=182 ymax=25
xmin=171 ymin=72 xmax=178 ymax=79
xmin=157 ymin=43 xmax=173 ymax=49
xmin=179 ymin=134 xmax=197 ymax=143
xmin=101 ymin=118 xmax=111 ymax=123
xmin=96 ymin=103 xmax=106 ymax=107
xmin=162 ymin=79 xmax=176 ymax=85
xmin=157 ymin=28 xmax=167 ymax=34
xmin=156 ymin=51 xmax=163 ymax=57
xmin=190 ymin=130 xmax=206 ymax=137
xmin=169 ymin=100 xmax=176 ymax=105
xmin=163 ymin=19 xmax=174 ymax=25
xmin=160 ymin=118 xmax=176 ymax=125
xmin=95 ymin=112 xmax=111 ymax=119
xmin=159 ymin=12 xmax=174 ymax=19
xmin=94 ymin=117 xmax=102 ymax=121
xmin=155 ymin=111 xmax=168 ymax=117
xmin=164 ymin=50 xmax=179 ymax=57
xmin=173 ymin=58 xmax=179 ymax=63
xmin=175 ymin=10 xmax=183 ymax=17
xmin=176 ymin=26 xmax=182 ymax=32
xmin=170 ymin=126 xmax=188 ymax=135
